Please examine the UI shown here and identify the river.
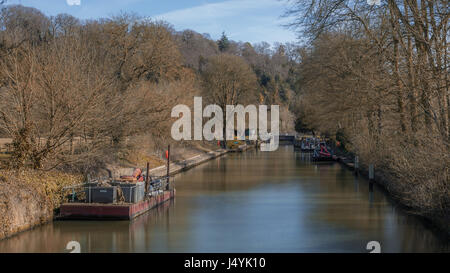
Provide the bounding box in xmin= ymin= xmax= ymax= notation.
xmin=0 ymin=146 xmax=448 ymax=252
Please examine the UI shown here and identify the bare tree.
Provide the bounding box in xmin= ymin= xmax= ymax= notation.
xmin=201 ymin=54 xmax=258 ymax=144
xmin=285 ymin=0 xmax=449 ymax=219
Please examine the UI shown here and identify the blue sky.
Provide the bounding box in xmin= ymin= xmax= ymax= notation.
xmin=6 ymin=0 xmax=298 ymax=45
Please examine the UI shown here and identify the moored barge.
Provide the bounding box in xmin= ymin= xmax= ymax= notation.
xmin=312 ymin=142 xmax=334 ymax=161
xmin=59 ymin=187 xmax=175 ymax=220
xmin=59 ymin=145 xmax=176 ymax=220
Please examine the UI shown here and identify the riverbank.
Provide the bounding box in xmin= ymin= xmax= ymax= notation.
xmin=0 ymin=171 xmax=84 ymax=240
xmin=0 ymin=145 xmax=230 ymax=241
xmin=109 ymin=148 xmax=228 ymax=178
xmin=333 ymin=155 xmax=450 ymax=238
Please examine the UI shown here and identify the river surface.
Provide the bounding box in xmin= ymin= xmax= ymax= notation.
xmin=0 ymin=146 xmax=448 ymax=253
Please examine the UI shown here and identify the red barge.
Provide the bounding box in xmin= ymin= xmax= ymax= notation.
xmin=59 ymin=145 xmax=176 ymax=220
xmin=59 ymin=188 xmax=175 ymax=220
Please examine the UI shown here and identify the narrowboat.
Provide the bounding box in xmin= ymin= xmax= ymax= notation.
xmin=312 ymin=142 xmax=334 ymax=161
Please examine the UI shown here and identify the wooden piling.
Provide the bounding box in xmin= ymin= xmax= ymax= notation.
xmin=369 ymin=164 xmax=374 ymax=181
xmin=369 ymin=164 xmax=374 ymax=192
xmin=145 ymin=162 xmax=149 ymax=194
xmin=166 ymin=145 xmax=170 ymax=190
xmin=354 ymin=155 xmax=359 ymax=176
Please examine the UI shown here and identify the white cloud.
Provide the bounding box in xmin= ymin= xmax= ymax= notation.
xmin=66 ymin=0 xmax=81 ymax=6
xmin=155 ymin=0 xmax=281 ymax=21
xmin=153 ymin=0 xmax=296 ymax=44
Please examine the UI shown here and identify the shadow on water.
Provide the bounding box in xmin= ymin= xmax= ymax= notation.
xmin=0 ymin=145 xmax=448 ymax=252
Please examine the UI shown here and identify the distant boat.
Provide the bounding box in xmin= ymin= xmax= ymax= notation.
xmin=295 ymin=137 xmax=317 ymax=152
xmin=312 ymin=142 xmax=334 ymax=161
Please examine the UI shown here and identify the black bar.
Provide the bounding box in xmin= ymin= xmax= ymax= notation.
xmin=0 ymin=253 xmax=444 ymax=272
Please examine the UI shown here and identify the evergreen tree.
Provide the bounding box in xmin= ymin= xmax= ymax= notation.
xmin=217 ymin=31 xmax=230 ymax=52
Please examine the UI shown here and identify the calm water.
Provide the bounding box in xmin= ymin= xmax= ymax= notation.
xmin=0 ymin=146 xmax=448 ymax=253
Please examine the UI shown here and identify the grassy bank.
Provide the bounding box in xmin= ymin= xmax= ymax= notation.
xmin=0 ymin=170 xmax=83 ymax=240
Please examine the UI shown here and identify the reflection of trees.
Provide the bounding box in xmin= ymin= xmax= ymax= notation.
xmin=298 ymin=160 xmax=448 ymax=252
xmin=176 ymin=146 xmax=301 ymax=194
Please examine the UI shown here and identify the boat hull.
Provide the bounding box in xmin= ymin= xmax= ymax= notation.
xmin=312 ymin=156 xmax=334 ymax=162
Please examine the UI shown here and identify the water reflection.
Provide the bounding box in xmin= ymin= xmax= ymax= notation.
xmin=0 ymin=146 xmax=448 ymax=252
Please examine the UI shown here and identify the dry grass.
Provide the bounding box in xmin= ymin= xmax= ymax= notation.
xmin=124 ymin=151 xmax=166 ymax=169
xmin=0 ymin=170 xmax=84 ymax=208
xmin=119 ymin=134 xmax=220 ymax=169
xmin=0 ymin=153 xmax=11 ymax=161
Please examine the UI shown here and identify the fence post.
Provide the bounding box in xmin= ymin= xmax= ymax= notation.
xmin=354 ymin=155 xmax=359 ymax=176
xmin=166 ymin=145 xmax=170 ymax=191
xmin=369 ymin=164 xmax=374 ymax=182
xmin=368 ymin=164 xmax=374 ymax=205
xmin=145 ymin=162 xmax=149 ymax=195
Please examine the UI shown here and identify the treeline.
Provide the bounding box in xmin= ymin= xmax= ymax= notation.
xmin=287 ymin=0 xmax=449 ymax=220
xmin=0 ymin=4 xmax=299 ymax=171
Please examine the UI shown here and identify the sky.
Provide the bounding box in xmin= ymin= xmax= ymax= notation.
xmin=5 ymin=0 xmax=298 ymax=45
